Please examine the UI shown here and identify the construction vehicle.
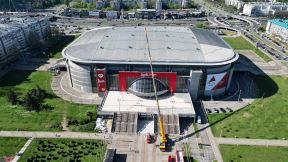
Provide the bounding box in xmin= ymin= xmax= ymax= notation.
xmin=146 ymin=133 xmax=152 ymax=144
xmin=145 ymin=28 xmax=168 ymax=152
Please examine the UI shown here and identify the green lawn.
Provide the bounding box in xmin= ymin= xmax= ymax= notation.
xmin=220 ymin=145 xmax=288 ymax=162
xmin=19 ymin=138 xmax=106 ymax=162
xmin=67 ymin=103 xmax=97 ymax=132
xmin=208 ymin=75 xmax=288 ymax=139
xmin=220 ymin=29 xmax=237 ymax=36
xmin=0 ymin=70 xmax=97 ymax=131
xmin=0 ymin=137 xmax=27 ymax=157
xmin=223 ymin=36 xmax=272 ymax=62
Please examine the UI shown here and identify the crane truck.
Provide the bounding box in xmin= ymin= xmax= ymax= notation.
xmin=145 ymin=27 xmax=168 ymax=152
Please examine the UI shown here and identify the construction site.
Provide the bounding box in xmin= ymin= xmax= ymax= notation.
xmin=58 ymin=26 xmax=239 ymax=161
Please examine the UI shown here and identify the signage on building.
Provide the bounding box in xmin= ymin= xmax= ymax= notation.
xmin=118 ymin=71 xmax=177 ymax=92
xmin=96 ymin=69 xmax=106 ymax=93
xmin=205 ymin=72 xmax=229 ymax=91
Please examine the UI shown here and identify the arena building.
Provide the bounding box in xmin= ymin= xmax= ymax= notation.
xmin=63 ymin=26 xmax=238 ymax=102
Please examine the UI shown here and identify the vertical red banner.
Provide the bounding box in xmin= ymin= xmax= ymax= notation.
xmin=96 ymin=69 xmax=106 ymax=93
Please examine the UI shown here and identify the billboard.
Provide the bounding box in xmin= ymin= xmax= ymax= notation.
xmin=96 ymin=69 xmax=106 ymax=93
xmin=205 ymin=72 xmax=229 ymax=91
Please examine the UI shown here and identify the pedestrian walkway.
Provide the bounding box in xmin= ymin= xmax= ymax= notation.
xmin=51 ymin=72 xmax=102 ymax=104
xmin=12 ymin=137 xmax=34 ymax=162
xmin=215 ymin=137 xmax=288 ymax=147
xmin=199 ymin=124 xmax=224 ymax=162
xmin=0 ymin=131 xmax=105 ymax=140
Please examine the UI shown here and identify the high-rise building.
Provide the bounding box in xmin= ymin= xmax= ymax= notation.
xmin=0 ymin=16 xmax=50 ymax=68
xmin=266 ymin=19 xmax=288 ymax=42
xmin=242 ymin=2 xmax=288 ymax=17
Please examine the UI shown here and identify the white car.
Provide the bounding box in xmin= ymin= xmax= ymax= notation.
xmin=197 ymin=116 xmax=202 ymax=124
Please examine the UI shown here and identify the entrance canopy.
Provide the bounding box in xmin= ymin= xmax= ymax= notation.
xmin=100 ymin=91 xmax=195 ymax=117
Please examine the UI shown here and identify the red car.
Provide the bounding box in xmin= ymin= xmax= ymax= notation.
xmin=168 ymin=155 xmax=175 ymax=162
xmin=146 ymin=133 xmax=152 ymax=144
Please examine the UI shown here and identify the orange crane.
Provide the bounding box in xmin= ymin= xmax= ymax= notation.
xmin=144 ymin=28 xmax=167 ymax=152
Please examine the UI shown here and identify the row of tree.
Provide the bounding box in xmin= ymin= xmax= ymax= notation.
xmin=65 ymin=0 xmax=198 ymax=11
xmin=7 ymin=86 xmax=53 ymax=112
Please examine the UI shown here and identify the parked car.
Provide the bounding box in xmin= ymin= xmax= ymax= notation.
xmin=220 ymin=108 xmax=226 ymax=113
xmin=226 ymin=107 xmax=233 ymax=112
xmin=197 ymin=116 xmax=202 ymax=124
xmin=206 ymin=109 xmax=212 ymax=114
xmin=213 ymin=108 xmax=219 ymax=113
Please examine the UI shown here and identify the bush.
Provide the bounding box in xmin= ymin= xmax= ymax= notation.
xmin=6 ymin=90 xmax=18 ymax=105
xmin=50 ymin=122 xmax=62 ymax=130
xmin=258 ymin=26 xmax=266 ymax=32
xmin=21 ymin=86 xmax=50 ymax=112
xmin=196 ymin=22 xmax=208 ymax=28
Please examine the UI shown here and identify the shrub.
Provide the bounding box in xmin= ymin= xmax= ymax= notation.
xmin=6 ymin=90 xmax=18 ymax=105
xmin=79 ymin=122 xmax=95 ymax=131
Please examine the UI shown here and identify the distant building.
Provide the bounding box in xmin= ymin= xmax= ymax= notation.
xmin=140 ymin=0 xmax=148 ymax=9
xmin=136 ymin=9 xmax=156 ymax=19
xmin=106 ymin=11 xmax=118 ymax=19
xmin=266 ymin=19 xmax=288 ymax=42
xmin=0 ymin=16 xmax=50 ymax=69
xmin=242 ymin=2 xmax=288 ymax=17
xmin=110 ymin=0 xmax=120 ymax=10
xmin=156 ymin=0 xmax=162 ymax=11
xmin=89 ymin=11 xmax=100 ymax=18
xmin=181 ymin=0 xmax=187 ymax=8
xmin=225 ymin=0 xmax=244 ymax=10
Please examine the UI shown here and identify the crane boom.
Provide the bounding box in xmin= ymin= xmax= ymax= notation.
xmin=144 ymin=28 xmax=167 ymax=148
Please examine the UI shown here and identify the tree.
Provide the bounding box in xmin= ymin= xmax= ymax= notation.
xmin=87 ymin=1 xmax=96 ymax=10
xmin=35 ymin=85 xmax=46 ymax=101
xmin=86 ymin=111 xmax=94 ymax=121
xmin=167 ymin=2 xmax=181 ymax=9
xmin=22 ymin=91 xmax=41 ymax=111
xmin=7 ymin=90 xmax=18 ymax=105
xmin=185 ymin=0 xmax=197 ymax=9
xmin=21 ymin=86 xmax=47 ymax=112
xmin=258 ymin=26 xmax=266 ymax=32
xmin=64 ymin=0 xmax=70 ymax=7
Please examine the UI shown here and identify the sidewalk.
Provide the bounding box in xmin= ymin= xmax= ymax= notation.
xmin=11 ymin=137 xmax=34 ymax=162
xmin=215 ymin=137 xmax=288 ymax=147
xmin=201 ymin=124 xmax=224 ymax=162
xmin=51 ymin=72 xmax=102 ymax=104
xmin=0 ymin=131 xmax=105 ymax=140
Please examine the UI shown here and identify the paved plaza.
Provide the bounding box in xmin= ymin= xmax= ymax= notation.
xmin=101 ymin=91 xmax=195 ymax=117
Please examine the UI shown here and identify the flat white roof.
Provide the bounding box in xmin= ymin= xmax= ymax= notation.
xmin=101 ymin=91 xmax=195 ymax=117
xmin=63 ymin=26 xmax=238 ymax=66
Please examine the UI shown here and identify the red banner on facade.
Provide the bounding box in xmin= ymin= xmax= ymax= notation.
xmin=96 ymin=69 xmax=106 ymax=93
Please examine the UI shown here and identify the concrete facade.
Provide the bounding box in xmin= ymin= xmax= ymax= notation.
xmin=266 ymin=19 xmax=288 ymax=42
xmin=0 ymin=16 xmax=50 ymax=68
xmin=242 ymin=2 xmax=288 ymax=17
xmin=225 ymin=0 xmax=244 ymax=10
